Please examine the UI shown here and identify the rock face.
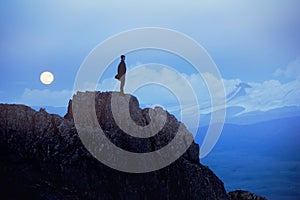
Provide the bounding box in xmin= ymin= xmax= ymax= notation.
xmin=0 ymin=91 xmax=264 ymax=199
xmin=228 ymin=190 xmax=267 ymax=200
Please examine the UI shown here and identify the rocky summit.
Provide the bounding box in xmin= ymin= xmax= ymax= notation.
xmin=0 ymin=91 xmax=266 ymax=199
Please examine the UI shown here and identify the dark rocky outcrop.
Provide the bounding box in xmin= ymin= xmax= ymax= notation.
xmin=0 ymin=91 xmax=265 ymax=199
xmin=229 ymin=190 xmax=267 ymax=200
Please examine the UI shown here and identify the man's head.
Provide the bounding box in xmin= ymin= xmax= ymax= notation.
xmin=121 ymin=55 xmax=125 ymax=61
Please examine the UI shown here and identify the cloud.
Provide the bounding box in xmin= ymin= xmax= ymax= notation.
xmin=17 ymin=88 xmax=73 ymax=107
xmin=226 ymin=79 xmax=300 ymax=114
xmin=96 ymin=65 xmax=300 ymax=115
xmin=274 ymin=57 xmax=300 ymax=79
xmin=16 ymin=65 xmax=300 ymax=123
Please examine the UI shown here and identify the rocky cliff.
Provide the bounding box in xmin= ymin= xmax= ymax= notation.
xmin=0 ymin=91 xmax=266 ymax=200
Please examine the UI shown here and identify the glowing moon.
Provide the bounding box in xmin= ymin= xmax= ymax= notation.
xmin=40 ymin=71 xmax=54 ymax=85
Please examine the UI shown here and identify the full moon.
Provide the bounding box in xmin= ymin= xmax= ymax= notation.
xmin=40 ymin=71 xmax=54 ymax=85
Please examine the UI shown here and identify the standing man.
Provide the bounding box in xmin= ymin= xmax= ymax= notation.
xmin=115 ymin=55 xmax=126 ymax=96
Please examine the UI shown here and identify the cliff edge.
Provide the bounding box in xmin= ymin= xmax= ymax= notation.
xmin=0 ymin=91 xmax=266 ymax=199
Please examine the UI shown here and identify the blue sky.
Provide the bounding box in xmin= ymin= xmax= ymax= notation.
xmin=1 ymin=0 xmax=300 ymax=114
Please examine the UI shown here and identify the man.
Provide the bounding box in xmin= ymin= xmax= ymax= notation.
xmin=115 ymin=55 xmax=126 ymax=96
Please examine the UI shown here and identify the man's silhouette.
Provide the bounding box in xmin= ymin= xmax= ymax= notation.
xmin=115 ymin=55 xmax=126 ymax=96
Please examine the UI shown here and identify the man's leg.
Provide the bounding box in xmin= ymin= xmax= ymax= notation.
xmin=120 ymin=75 xmax=125 ymax=95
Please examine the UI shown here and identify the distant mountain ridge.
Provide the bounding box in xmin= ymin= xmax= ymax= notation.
xmin=196 ymin=105 xmax=300 ymax=127
xmin=199 ymin=115 xmax=300 ymax=199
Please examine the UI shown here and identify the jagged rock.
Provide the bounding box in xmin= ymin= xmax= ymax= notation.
xmin=0 ymin=91 xmax=265 ymax=199
xmin=229 ymin=190 xmax=267 ymax=200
